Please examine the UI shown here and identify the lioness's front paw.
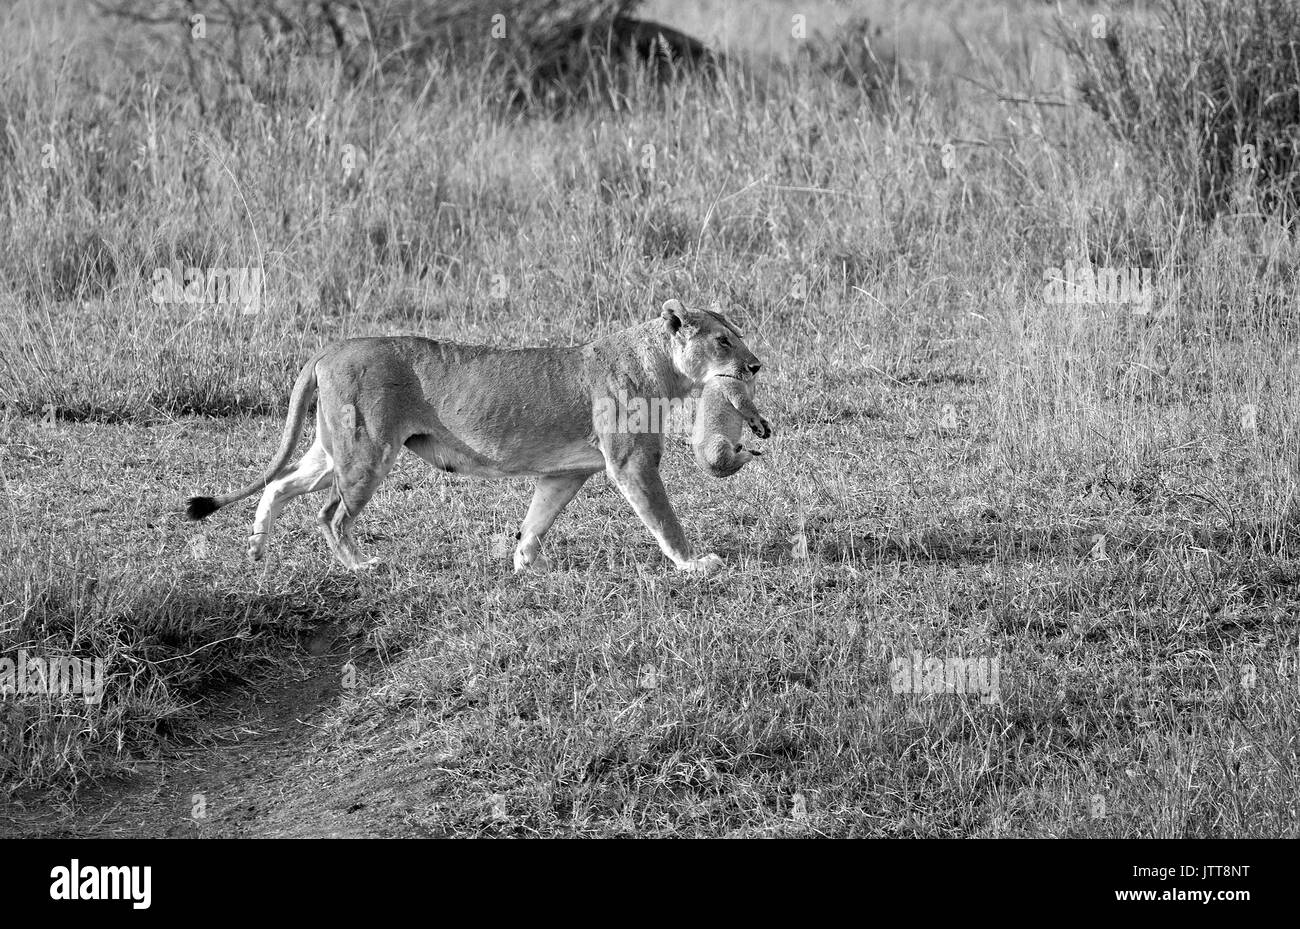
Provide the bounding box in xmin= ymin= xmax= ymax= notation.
xmin=679 ymin=553 xmax=724 ymax=574
xmin=513 ymin=550 xmax=551 ymax=573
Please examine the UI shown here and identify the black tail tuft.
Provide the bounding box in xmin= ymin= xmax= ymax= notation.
xmin=185 ymin=496 xmax=220 ymax=521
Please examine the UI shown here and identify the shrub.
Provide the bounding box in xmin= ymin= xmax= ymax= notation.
xmin=98 ymin=0 xmax=720 ymax=110
xmin=1058 ymin=0 xmax=1300 ymax=220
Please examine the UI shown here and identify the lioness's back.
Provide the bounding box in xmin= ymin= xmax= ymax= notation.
xmin=315 ymin=335 xmax=592 ymax=436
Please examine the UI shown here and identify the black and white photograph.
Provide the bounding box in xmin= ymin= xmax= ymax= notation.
xmin=0 ymin=0 xmax=1292 ymax=879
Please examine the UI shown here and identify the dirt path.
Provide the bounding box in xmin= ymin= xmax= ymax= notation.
xmin=2 ymin=628 xmax=350 ymax=839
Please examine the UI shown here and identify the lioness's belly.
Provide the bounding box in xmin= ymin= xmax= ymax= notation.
xmin=404 ymin=432 xmax=604 ymax=478
xmin=394 ymin=339 xmax=606 ymax=477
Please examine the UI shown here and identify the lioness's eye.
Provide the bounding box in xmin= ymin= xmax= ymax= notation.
xmin=717 ymin=336 xmax=730 ymax=348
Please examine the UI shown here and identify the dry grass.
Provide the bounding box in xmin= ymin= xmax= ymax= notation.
xmin=1059 ymin=0 xmax=1300 ymax=219
xmin=2 ymin=0 xmax=1298 ymax=836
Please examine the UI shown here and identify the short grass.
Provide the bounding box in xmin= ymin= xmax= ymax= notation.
xmin=2 ymin=0 xmax=1299 ymax=836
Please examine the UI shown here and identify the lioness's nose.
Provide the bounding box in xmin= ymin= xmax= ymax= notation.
xmin=748 ymin=363 xmax=762 ymax=375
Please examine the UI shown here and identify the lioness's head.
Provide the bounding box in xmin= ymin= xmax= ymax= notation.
xmin=660 ymin=299 xmax=762 ymax=385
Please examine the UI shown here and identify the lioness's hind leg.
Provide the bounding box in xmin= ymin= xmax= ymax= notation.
xmin=327 ymin=439 xmax=401 ymax=570
xmin=514 ymin=473 xmax=592 ymax=572
xmin=315 ymin=487 xmax=347 ymax=565
xmin=249 ymin=442 xmax=333 ymax=561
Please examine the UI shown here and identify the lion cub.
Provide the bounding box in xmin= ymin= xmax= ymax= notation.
xmin=692 ymin=374 xmax=772 ymax=478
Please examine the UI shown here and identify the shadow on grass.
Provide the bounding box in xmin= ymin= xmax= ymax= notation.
xmin=0 ymin=565 xmax=383 ymax=791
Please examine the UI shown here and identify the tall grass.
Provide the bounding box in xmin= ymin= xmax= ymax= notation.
xmin=1058 ymin=0 xmax=1300 ymax=219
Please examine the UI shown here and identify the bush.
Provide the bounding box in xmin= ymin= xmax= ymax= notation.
xmin=99 ymin=0 xmax=720 ymax=110
xmin=1058 ymin=0 xmax=1300 ymax=220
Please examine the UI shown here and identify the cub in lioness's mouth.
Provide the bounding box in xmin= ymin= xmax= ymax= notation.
xmin=184 ymin=299 xmax=769 ymax=574
xmin=692 ymin=374 xmax=772 ymax=478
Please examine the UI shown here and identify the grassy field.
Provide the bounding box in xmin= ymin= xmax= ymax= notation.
xmin=2 ymin=0 xmax=1299 ymax=837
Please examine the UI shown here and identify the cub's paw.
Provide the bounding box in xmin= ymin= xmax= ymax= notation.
xmin=747 ymin=414 xmax=773 ymax=439
xmin=679 ymin=553 xmax=725 ymax=574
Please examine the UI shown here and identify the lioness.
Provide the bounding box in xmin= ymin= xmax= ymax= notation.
xmin=185 ymin=300 xmax=770 ymax=574
xmin=692 ymin=374 xmax=767 ymax=478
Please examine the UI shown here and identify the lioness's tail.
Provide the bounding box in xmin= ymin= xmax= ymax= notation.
xmin=185 ymin=350 xmax=325 ymax=521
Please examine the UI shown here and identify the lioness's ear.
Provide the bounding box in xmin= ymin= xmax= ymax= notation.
xmin=661 ymin=298 xmax=685 ymax=335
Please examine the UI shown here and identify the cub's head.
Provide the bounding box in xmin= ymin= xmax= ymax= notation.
xmin=660 ymin=299 xmax=762 ymax=385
